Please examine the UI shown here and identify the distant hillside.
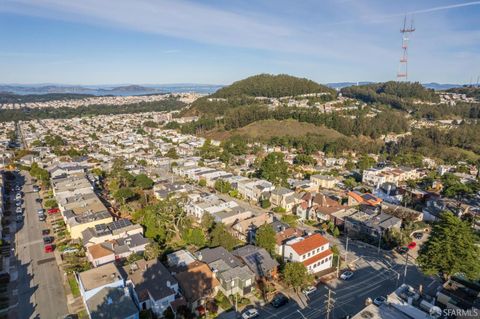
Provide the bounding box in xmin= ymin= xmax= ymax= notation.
xmin=327 ymin=82 xmax=463 ymax=90
xmin=445 ymin=86 xmax=480 ymax=100
xmin=0 ymin=92 xmax=94 ymax=104
xmin=341 ymin=81 xmax=439 ymax=110
xmin=212 ymin=74 xmax=335 ymax=98
xmin=203 ymin=119 xmax=344 ymax=141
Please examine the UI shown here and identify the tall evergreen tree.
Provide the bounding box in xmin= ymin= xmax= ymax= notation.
xmin=417 ymin=211 xmax=480 ymax=281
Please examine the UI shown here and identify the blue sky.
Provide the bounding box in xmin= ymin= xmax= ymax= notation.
xmin=1 ymin=0 xmax=479 ymax=85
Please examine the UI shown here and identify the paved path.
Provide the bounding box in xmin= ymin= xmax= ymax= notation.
xmin=9 ymin=172 xmax=69 ymax=319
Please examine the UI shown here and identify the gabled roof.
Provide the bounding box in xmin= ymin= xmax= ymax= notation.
xmin=86 ymin=287 xmax=138 ymax=319
xmin=288 ymin=233 xmax=329 ymax=255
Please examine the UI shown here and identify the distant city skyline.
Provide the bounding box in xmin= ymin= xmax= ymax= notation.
xmin=1 ymin=0 xmax=479 ymax=85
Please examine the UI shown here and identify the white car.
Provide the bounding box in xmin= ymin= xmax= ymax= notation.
xmin=15 ymin=207 xmax=22 ymax=214
xmin=242 ymin=308 xmax=259 ymax=319
xmin=15 ymin=200 xmax=22 ymax=207
xmin=340 ymin=271 xmax=354 ymax=280
xmin=15 ymin=193 xmax=22 ymax=200
xmin=302 ymin=286 xmax=317 ymax=296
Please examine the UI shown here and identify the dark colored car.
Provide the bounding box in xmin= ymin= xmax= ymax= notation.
xmin=271 ymin=293 xmax=289 ymax=308
xmin=413 ymin=232 xmax=423 ymax=240
xmin=397 ymin=246 xmax=409 ymax=255
xmin=43 ymin=236 xmax=54 ymax=244
xmin=35 ymin=198 xmax=43 ymax=203
xmin=42 ymin=229 xmax=50 ymax=236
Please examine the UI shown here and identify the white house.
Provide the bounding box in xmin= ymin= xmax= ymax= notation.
xmin=283 ymin=233 xmax=333 ymax=274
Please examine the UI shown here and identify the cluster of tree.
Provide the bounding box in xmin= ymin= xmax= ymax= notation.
xmin=257 ymin=152 xmax=289 ymax=186
xmin=445 ymin=86 xmax=480 ymax=100
xmin=411 ymin=102 xmax=480 ymax=120
xmin=180 ymin=117 xmax=217 ymax=134
xmin=268 ymin=134 xmax=383 ymax=156
xmin=44 ymin=134 xmax=66 ymax=147
xmin=386 ymin=124 xmax=480 ymax=164
xmin=0 ymin=98 xmax=185 ymax=123
xmin=441 ymin=173 xmax=480 ymax=199
xmin=29 ymin=162 xmax=50 ymax=183
xmin=417 ymin=211 xmax=480 ymax=280
xmin=341 ymin=81 xmax=439 ymax=111
xmin=107 ymin=159 xmax=154 ymax=205
xmin=222 ymin=106 xmax=409 ymax=139
xmin=211 ymin=74 xmax=336 ymax=99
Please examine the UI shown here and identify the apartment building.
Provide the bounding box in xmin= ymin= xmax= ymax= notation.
xmin=283 ymin=233 xmax=333 ymax=274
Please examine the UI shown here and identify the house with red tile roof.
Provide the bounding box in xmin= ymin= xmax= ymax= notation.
xmin=347 ymin=191 xmax=382 ymax=207
xmin=283 ymin=233 xmax=333 ymax=274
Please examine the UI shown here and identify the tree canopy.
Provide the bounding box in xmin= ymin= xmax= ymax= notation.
xmin=417 ymin=211 xmax=480 ymax=280
xmin=283 ymin=262 xmax=312 ymax=290
xmin=255 ymin=224 xmax=276 ymax=256
xmin=258 ymin=152 xmax=289 ymax=186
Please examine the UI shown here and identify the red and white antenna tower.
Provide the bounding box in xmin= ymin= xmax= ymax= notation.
xmin=397 ymin=16 xmax=415 ymax=81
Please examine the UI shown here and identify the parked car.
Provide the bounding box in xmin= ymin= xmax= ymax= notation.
xmin=16 ymin=215 xmax=24 ymax=223
xmin=37 ymin=209 xmax=44 ymax=215
xmin=15 ymin=200 xmax=22 ymax=207
xmin=35 ymin=198 xmax=42 ymax=203
xmin=33 ymin=186 xmax=40 ymax=192
xmin=38 ymin=214 xmax=46 ymax=222
xmin=302 ymin=286 xmax=317 ymax=296
xmin=413 ymin=232 xmax=423 ymax=240
xmin=373 ymin=296 xmax=387 ymax=306
xmin=241 ymin=308 xmax=259 ymax=319
xmin=44 ymin=244 xmax=54 ymax=253
xmin=42 ymin=229 xmax=50 ymax=236
xmin=15 ymin=185 xmax=21 ymax=192
xmin=47 ymin=208 xmax=60 ymax=215
xmin=340 ymin=271 xmax=354 ymax=280
xmin=43 ymin=236 xmax=54 ymax=244
xmin=15 ymin=207 xmax=22 ymax=214
xmin=396 ymin=246 xmax=409 ymax=255
xmin=271 ymin=293 xmax=289 ymax=308
xmin=15 ymin=193 xmax=22 ymax=200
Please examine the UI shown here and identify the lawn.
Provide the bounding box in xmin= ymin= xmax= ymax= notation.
xmin=67 ymin=274 xmax=80 ymax=297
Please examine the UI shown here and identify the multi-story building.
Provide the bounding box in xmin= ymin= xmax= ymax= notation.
xmin=283 ymin=233 xmax=333 ymax=274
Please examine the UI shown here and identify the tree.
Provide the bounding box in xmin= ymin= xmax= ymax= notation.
xmin=256 ymin=224 xmax=276 ymax=256
xmin=165 ymin=148 xmax=178 ymax=159
xmin=258 ymin=152 xmax=289 ymax=186
xmin=294 ymin=154 xmax=316 ymax=166
xmin=201 ymin=213 xmax=215 ymax=232
xmin=209 ymin=223 xmax=238 ymax=251
xmin=114 ymin=187 xmax=136 ymax=205
xmin=357 ymin=156 xmax=376 ymax=171
xmin=214 ymin=179 xmax=232 ymax=193
xmin=183 ymin=228 xmax=206 ymax=247
xmin=144 ymin=242 xmax=161 ymax=260
xmin=417 ymin=211 xmax=480 ymax=281
xmin=260 ymin=199 xmax=271 ymax=209
xmin=198 ymin=179 xmax=207 ymax=187
xmin=134 ymin=174 xmax=154 ymax=190
xmin=199 ymin=139 xmax=220 ymax=160
xmin=283 ymin=262 xmax=312 ymax=291
xmin=44 ymin=199 xmax=58 ymax=209
xmin=343 ymin=177 xmax=357 ymax=189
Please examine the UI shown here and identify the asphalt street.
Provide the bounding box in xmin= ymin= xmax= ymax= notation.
xmin=9 ymin=172 xmax=68 ymax=319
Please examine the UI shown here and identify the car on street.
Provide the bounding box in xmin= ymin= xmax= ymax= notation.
xmin=35 ymin=198 xmax=42 ymax=203
xmin=241 ymin=308 xmax=259 ymax=319
xmin=42 ymin=229 xmax=50 ymax=236
xmin=15 ymin=193 xmax=22 ymax=200
xmin=16 ymin=215 xmax=24 ymax=223
xmin=47 ymin=208 xmax=60 ymax=215
xmin=340 ymin=271 xmax=354 ymax=280
xmin=413 ymin=232 xmax=423 ymax=240
xmin=37 ymin=208 xmax=44 ymax=215
xmin=33 ymin=185 xmax=40 ymax=192
xmin=396 ymin=246 xmax=409 ymax=255
xmin=15 ymin=185 xmax=21 ymax=192
xmin=44 ymin=244 xmax=54 ymax=253
xmin=38 ymin=214 xmax=46 ymax=222
xmin=271 ymin=293 xmax=289 ymax=308
xmin=15 ymin=200 xmax=22 ymax=207
xmin=15 ymin=207 xmax=22 ymax=214
xmin=302 ymin=286 xmax=317 ymax=296
xmin=43 ymin=236 xmax=54 ymax=244
xmin=373 ymin=296 xmax=387 ymax=306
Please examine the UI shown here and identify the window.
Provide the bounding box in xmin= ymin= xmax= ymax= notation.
xmin=307 ymin=252 xmax=311 ymax=257
xmin=321 ymin=246 xmax=324 ymax=251
xmin=289 ymin=253 xmax=293 ymax=260
xmin=245 ymin=279 xmax=252 ymax=286
xmin=321 ymin=259 xmax=324 ymax=264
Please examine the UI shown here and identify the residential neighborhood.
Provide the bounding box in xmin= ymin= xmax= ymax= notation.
xmin=0 ymin=104 xmax=478 ymax=319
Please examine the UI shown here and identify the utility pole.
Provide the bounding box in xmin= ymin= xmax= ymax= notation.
xmin=403 ymin=252 xmax=409 ymax=284
xmin=325 ymin=288 xmax=336 ymax=319
xmin=344 ymin=236 xmax=349 ymax=265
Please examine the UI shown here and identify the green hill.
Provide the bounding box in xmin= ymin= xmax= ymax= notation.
xmin=341 ymin=81 xmax=439 ymax=110
xmin=212 ymin=74 xmax=335 ymax=98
